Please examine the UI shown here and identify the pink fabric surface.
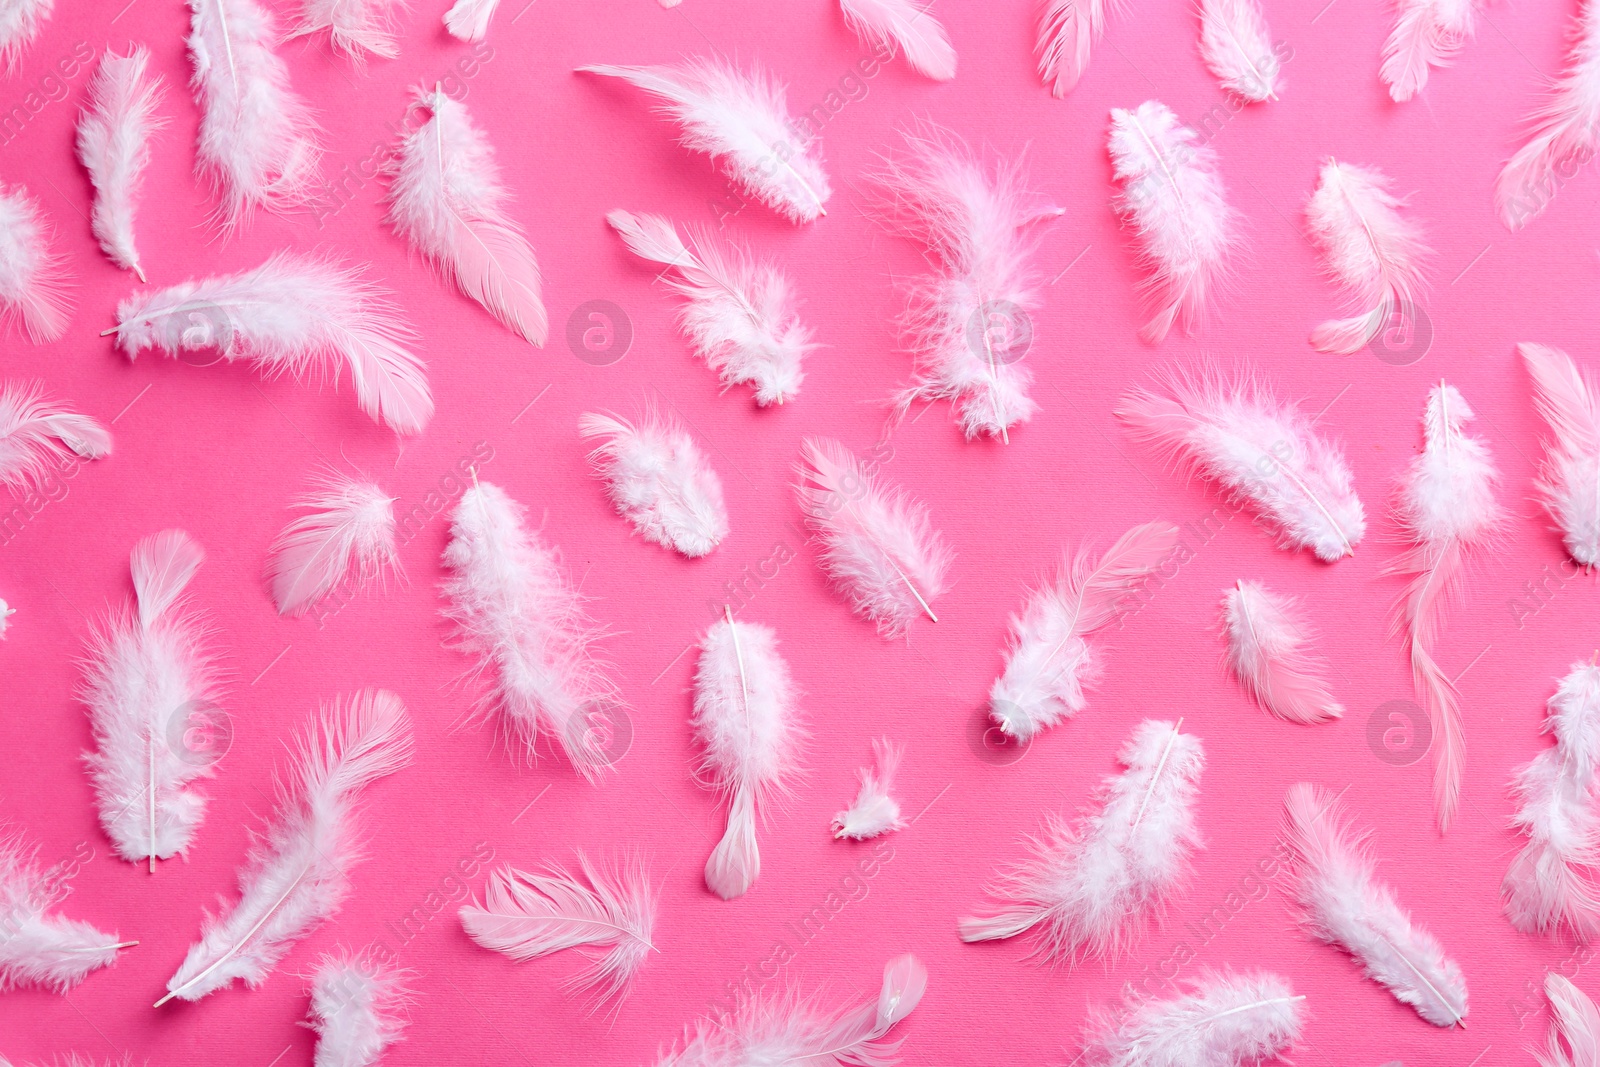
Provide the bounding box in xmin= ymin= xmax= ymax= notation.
xmin=2 ymin=0 xmax=1597 ymax=1064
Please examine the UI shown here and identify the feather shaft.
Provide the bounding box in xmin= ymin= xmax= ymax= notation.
xmin=76 ymin=47 xmax=166 ymax=281
xmin=0 ymin=832 xmax=131 ymax=993
xmin=1221 ymin=580 xmax=1342 ymax=724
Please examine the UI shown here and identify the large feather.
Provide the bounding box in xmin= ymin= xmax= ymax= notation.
xmin=1282 ymin=782 xmax=1468 ymax=1026
xmin=1497 ymin=0 xmax=1600 ymax=229
xmin=1199 ymin=0 xmax=1280 ymax=102
xmin=1084 ymin=970 xmax=1303 ymax=1067
xmin=579 ymin=410 xmax=728 ymax=559
xmin=0 ymin=185 xmax=71 ymax=343
xmin=1523 ymin=342 xmax=1600 ymax=566
xmin=833 ymin=738 xmax=906 ymax=841
xmin=579 ymin=60 xmax=832 ymax=224
xmin=1036 ymin=0 xmax=1111 ymax=97
xmin=76 ymin=47 xmax=166 ymax=282
xmin=290 ymin=0 xmax=404 ymax=60
xmin=307 ymin=950 xmax=410 ymax=1067
xmin=386 ymin=88 xmax=547 ymax=346
xmin=1221 ymin=580 xmax=1342 ymax=725
xmin=989 ymin=522 xmax=1179 ymax=741
xmin=1541 ymin=973 xmax=1600 ymax=1067
xmin=1381 ymin=0 xmax=1478 ymax=102
xmin=111 ymin=252 xmax=433 ymax=435
xmin=443 ymin=0 xmax=497 ymax=41
xmin=0 ymin=382 xmax=111 ymax=493
xmin=159 ymin=690 xmax=413 ymax=1004
xmin=267 ymin=473 xmax=398 ymax=617
xmin=0 ymin=831 xmax=134 ymax=993
xmin=0 ymin=0 xmax=50 ymax=72
xmin=839 ymin=0 xmax=957 ymax=81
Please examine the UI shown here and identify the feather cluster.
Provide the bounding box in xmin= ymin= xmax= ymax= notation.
xmin=1523 ymin=343 xmax=1600 ymax=567
xmin=291 ymin=0 xmax=404 ymax=60
xmin=443 ymin=0 xmax=498 ymax=41
xmin=1221 ymin=580 xmax=1342 ymax=724
xmin=0 ymin=186 xmax=71 ymax=343
xmin=960 ymin=719 xmax=1204 ymax=963
xmin=1199 ymin=0 xmax=1281 ymax=102
xmin=1541 ymin=972 xmax=1600 ymax=1067
xmin=0 ymin=0 xmax=51 ymax=72
xmin=0 ymin=382 xmax=112 ymax=493
xmin=833 ymin=738 xmax=906 ymax=841
xmin=839 ymin=0 xmax=956 ymax=81
xmin=579 ymin=410 xmax=729 ymax=558
xmin=76 ymin=47 xmax=166 ymax=282
xmin=267 ymin=474 xmax=399 ymax=617
xmin=307 ymin=951 xmax=410 ymax=1067
xmin=1381 ymin=0 xmax=1479 ymax=102
xmin=1084 ymin=970 xmax=1303 ymax=1067
xmin=1036 ymin=0 xmax=1112 ymax=97
xmin=0 ymin=831 xmax=131 ymax=993
xmin=1282 ymin=782 xmax=1468 ymax=1026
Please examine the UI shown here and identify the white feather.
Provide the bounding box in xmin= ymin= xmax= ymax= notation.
xmin=0 ymin=598 xmax=12 ymax=638
xmin=112 ymin=252 xmax=433 ymax=435
xmin=1304 ymin=160 xmax=1428 ymax=355
xmin=441 ymin=480 xmax=622 ymax=780
xmin=0 ymin=186 xmax=71 ymax=343
xmin=1118 ymin=365 xmax=1367 ymax=562
xmin=1108 ymin=102 xmax=1236 ymax=342
xmin=0 ymin=831 xmax=132 ymax=993
xmin=1282 ymin=782 xmax=1468 ymax=1026
xmin=693 ymin=615 xmax=804 ymax=900
xmin=580 ymin=59 xmax=832 ymax=224
xmin=960 ymin=719 xmax=1203 ymax=963
xmin=990 ymin=522 xmax=1179 ymax=741
xmin=833 ymin=738 xmax=906 ymax=841
xmin=1541 ymin=972 xmax=1600 ymax=1067
xmin=1497 ymin=0 xmax=1600 ymax=229
xmin=1084 ymin=970 xmax=1303 ymax=1067
xmin=1382 ymin=0 xmax=1478 ymax=102
xmin=0 ymin=382 xmax=111 ymax=494
xmin=578 ymin=410 xmax=728 ymax=559
xmin=607 ymin=209 xmax=812 ymax=405
xmin=839 ymin=0 xmax=956 ymax=81
xmin=76 ymin=47 xmax=166 ymax=282
xmin=0 ymin=0 xmax=50 ymax=72
xmin=385 ymin=88 xmax=547 ymax=346
xmin=1221 ymin=580 xmax=1343 ymax=725
xmin=795 ymin=437 xmax=952 ymax=639
xmin=291 ymin=0 xmax=404 ymax=59
xmin=267 ymin=474 xmax=398 ymax=617
xmin=1199 ymin=0 xmax=1281 ymax=102
xmin=1523 ymin=343 xmax=1600 ymax=567
xmin=443 ymin=0 xmax=497 ymax=41
xmin=159 ymin=690 xmax=412 ymax=1004
xmin=1036 ymin=0 xmax=1111 ymax=97
xmin=307 ymin=950 xmax=410 ymax=1067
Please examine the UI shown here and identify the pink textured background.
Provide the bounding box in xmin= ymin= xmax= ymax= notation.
xmin=2 ymin=0 xmax=1597 ymax=1064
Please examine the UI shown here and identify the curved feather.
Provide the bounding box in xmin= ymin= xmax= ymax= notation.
xmin=1085 ymin=970 xmax=1303 ymax=1067
xmin=0 ymin=382 xmax=111 ymax=493
xmin=579 ymin=410 xmax=728 ymax=558
xmin=0 ymin=832 xmax=132 ymax=993
xmin=1542 ymin=973 xmax=1600 ymax=1067
xmin=839 ymin=0 xmax=956 ymax=81
xmin=0 ymin=186 xmax=71 ymax=343
xmin=1037 ymin=0 xmax=1108 ymax=97
xmin=1221 ymin=580 xmax=1343 ymax=724
xmin=1199 ymin=0 xmax=1280 ymax=102
xmin=76 ymin=47 xmax=166 ymax=281
xmin=1381 ymin=0 xmax=1477 ymax=102
xmin=267 ymin=474 xmax=398 ymax=616
xmin=0 ymin=0 xmax=51 ymax=72
xmin=307 ymin=950 xmax=410 ymax=1067
xmin=1523 ymin=343 xmax=1600 ymax=566
xmin=443 ymin=0 xmax=497 ymax=40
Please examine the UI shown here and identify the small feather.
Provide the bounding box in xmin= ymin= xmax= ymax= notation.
xmin=833 ymin=738 xmax=906 ymax=840
xmin=1221 ymin=580 xmax=1342 ymax=724
xmin=76 ymin=47 xmax=167 ymax=281
xmin=0 ymin=0 xmax=51 ymax=72
xmin=0 ymin=382 xmax=111 ymax=493
xmin=267 ymin=474 xmax=399 ymax=616
xmin=0 ymin=186 xmax=71 ymax=343
xmin=839 ymin=0 xmax=956 ymax=80
xmin=579 ymin=410 xmax=728 ymax=558
xmin=1523 ymin=343 xmax=1600 ymax=567
xmin=0 ymin=831 xmax=131 ymax=993
xmin=1199 ymin=0 xmax=1281 ymax=102
xmin=291 ymin=0 xmax=404 ymax=59
xmin=1381 ymin=0 xmax=1478 ymax=102
xmin=1541 ymin=973 xmax=1600 ymax=1067
xmin=307 ymin=950 xmax=410 ymax=1067
xmin=1036 ymin=0 xmax=1110 ymax=96
xmin=0 ymin=598 xmax=12 ymax=638
xmin=1084 ymin=970 xmax=1303 ymax=1067
xmin=443 ymin=0 xmax=497 ymax=40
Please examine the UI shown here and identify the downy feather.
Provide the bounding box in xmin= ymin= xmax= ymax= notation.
xmin=1282 ymin=782 xmax=1468 ymax=1026
xmin=0 ymin=0 xmax=51 ymax=72
xmin=0 ymin=597 xmax=12 ymax=638
xmin=1108 ymin=102 xmax=1236 ymax=342
xmin=1037 ymin=0 xmax=1112 ymax=97
xmin=267 ymin=474 xmax=398 ymax=617
xmin=307 ymin=950 xmax=410 ymax=1067
xmin=0 ymin=831 xmax=133 ymax=993
xmin=607 ymin=209 xmax=812 ymax=405
xmin=989 ymin=521 xmax=1179 ymax=741
xmin=1541 ymin=972 xmax=1600 ymax=1067
xmin=795 ymin=437 xmax=951 ymax=639
xmin=1199 ymin=0 xmax=1281 ymax=102
xmin=1523 ymin=342 xmax=1600 ymax=566
xmin=839 ymin=0 xmax=957 ymax=81
xmin=443 ymin=0 xmax=497 ymax=41
xmin=693 ymin=615 xmax=804 ymax=899
xmin=441 ymin=480 xmax=622 ymax=780
xmin=291 ymin=0 xmax=404 ymax=60
xmin=960 ymin=719 xmax=1204 ymax=963
xmin=386 ymin=88 xmax=547 ymax=346
xmin=76 ymin=47 xmax=166 ymax=282
xmin=579 ymin=60 xmax=832 ymax=224
xmin=1221 ymin=579 xmax=1343 ymax=724
xmin=112 ymin=252 xmax=433 ymax=435
xmin=579 ymin=410 xmax=728 ymax=559
xmin=1084 ymin=970 xmax=1303 ymax=1067
xmin=0 ymin=186 xmax=71 ymax=343
xmin=1497 ymin=0 xmax=1600 ymax=229
xmin=1381 ymin=0 xmax=1478 ymax=102
xmin=160 ymin=690 xmax=413 ymax=1004
xmin=0 ymin=382 xmax=111 ymax=493
xmin=1118 ymin=365 xmax=1367 ymax=562
xmin=833 ymin=738 xmax=906 ymax=840
xmin=1305 ymin=160 xmax=1429 ymax=355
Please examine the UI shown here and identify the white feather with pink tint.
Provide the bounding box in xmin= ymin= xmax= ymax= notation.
xmin=1541 ymin=973 xmax=1600 ymax=1067
xmin=0 ymin=383 xmax=111 ymax=493
xmin=292 ymin=0 xmax=405 ymax=59
xmin=0 ymin=186 xmax=71 ymax=343
xmin=0 ymin=0 xmax=51 ymax=72
xmin=1085 ymin=970 xmax=1303 ymax=1067
xmin=76 ymin=47 xmax=166 ymax=282
xmin=443 ymin=0 xmax=498 ymax=40
xmin=1199 ymin=0 xmax=1280 ymax=102
xmin=580 ymin=410 xmax=728 ymax=559
xmin=0 ymin=831 xmax=133 ymax=993
xmin=307 ymin=950 xmax=410 ymax=1067
xmin=1222 ymin=580 xmax=1342 ymax=725
xmin=1382 ymin=0 xmax=1478 ymax=102
xmin=833 ymin=739 xmax=906 ymax=840
xmin=839 ymin=0 xmax=956 ymax=80
xmin=1036 ymin=0 xmax=1111 ymax=96
xmin=1523 ymin=343 xmax=1600 ymax=567
xmin=267 ymin=474 xmax=398 ymax=617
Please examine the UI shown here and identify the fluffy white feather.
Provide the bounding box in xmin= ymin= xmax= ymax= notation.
xmin=443 ymin=0 xmax=497 ymax=40
xmin=1221 ymin=580 xmax=1342 ymax=725
xmin=795 ymin=437 xmax=951 ymax=638
xmin=386 ymin=88 xmax=547 ymax=346
xmin=607 ymin=209 xmax=812 ymax=405
xmin=990 ymin=522 xmax=1179 ymax=741
xmin=0 ymin=0 xmax=50 ymax=72
xmin=960 ymin=719 xmax=1203 ymax=962
xmin=1119 ymin=365 xmax=1366 ymax=562
xmin=307 ymin=951 xmax=410 ymax=1067
xmin=657 ymin=955 xmax=926 ymax=1067
xmin=76 ymin=48 xmax=166 ymax=282
xmin=1036 ymin=0 xmax=1111 ymax=97
xmin=159 ymin=690 xmax=412 ymax=1005
xmin=693 ymin=614 xmax=804 ymax=900
xmin=187 ymin=0 xmax=320 ymax=228
xmin=1523 ymin=343 xmax=1600 ymax=566
xmin=0 ymin=382 xmax=111 ymax=494
xmin=442 ymin=480 xmax=622 ymax=780
xmin=291 ymin=0 xmax=404 ymax=59
xmin=83 ymin=530 xmax=222 ymax=869
xmin=0 ymin=831 xmax=133 ymax=993
xmin=1108 ymin=102 xmax=1236 ymax=342
xmin=1541 ymin=973 xmax=1600 ymax=1067
xmin=833 ymin=738 xmax=906 ymax=841
xmin=1382 ymin=0 xmax=1478 ymax=102
xmin=111 ymin=252 xmax=433 ymax=435
xmin=579 ymin=410 xmax=728 ymax=558
xmin=268 ymin=474 xmax=398 ymax=616
xmin=1505 ymin=662 xmax=1600 ymax=939
xmin=1084 ymin=970 xmax=1303 ymax=1067
xmin=0 ymin=598 xmax=12 ymax=638
xmin=580 ymin=60 xmax=832 ymax=224
xmin=839 ymin=0 xmax=956 ymax=80
xmin=1305 ymin=160 xmax=1428 ymax=355
xmin=1283 ymin=782 xmax=1468 ymax=1026
xmin=1497 ymin=0 xmax=1600 ymax=229
xmin=0 ymin=186 xmax=71 ymax=343
xmin=1199 ymin=0 xmax=1280 ymax=102
xmin=459 ymin=853 xmax=656 ymax=1006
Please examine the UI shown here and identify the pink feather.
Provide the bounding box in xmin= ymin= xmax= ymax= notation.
xmin=1542 ymin=973 xmax=1600 ymax=1067
xmin=1221 ymin=580 xmax=1343 ymax=725
xmin=839 ymin=0 xmax=957 ymax=80
xmin=1037 ymin=0 xmax=1110 ymax=97
xmin=1523 ymin=343 xmax=1600 ymax=567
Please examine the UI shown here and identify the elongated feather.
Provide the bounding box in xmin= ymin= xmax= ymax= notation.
xmin=0 ymin=382 xmax=111 ymax=494
xmin=459 ymin=853 xmax=656 ymax=1006
xmin=1221 ymin=580 xmax=1342 ymax=724
xmin=1497 ymin=0 xmax=1600 ymax=229
xmin=1541 ymin=973 xmax=1600 ymax=1067
xmin=834 ymin=738 xmax=906 ymax=840
xmin=268 ymin=474 xmax=398 ymax=616
xmin=1523 ymin=343 xmax=1600 ymax=566
xmin=579 ymin=410 xmax=728 ymax=558
xmin=0 ymin=186 xmax=71 ymax=343
xmin=693 ymin=615 xmax=804 ymax=899
xmin=1118 ymin=365 xmax=1366 ymax=562
xmin=580 ymin=60 xmax=832 ymax=224
xmin=76 ymin=48 xmax=166 ymax=282
xmin=795 ymin=437 xmax=951 ymax=638
xmin=839 ymin=0 xmax=956 ymax=80
xmin=1382 ymin=0 xmax=1478 ymax=102
xmin=0 ymin=831 xmax=132 ymax=993
xmin=990 ymin=522 xmax=1179 ymax=741
xmin=0 ymin=0 xmax=50 ymax=72
xmin=1037 ymin=0 xmax=1110 ymax=97
xmin=160 ymin=690 xmax=412 ymax=1004
xmin=1282 ymin=782 xmax=1468 ymax=1026
xmin=1108 ymin=102 xmax=1235 ymax=342
xmin=386 ymin=88 xmax=547 ymax=346
xmin=442 ymin=480 xmax=622 ymax=780
xmin=1199 ymin=0 xmax=1280 ymax=102
xmin=307 ymin=950 xmax=410 ymax=1067
xmin=960 ymin=719 xmax=1203 ymax=963
xmin=1084 ymin=970 xmax=1303 ymax=1067
xmin=291 ymin=0 xmax=404 ymax=60
xmin=112 ymin=252 xmax=432 ymax=435
xmin=443 ymin=0 xmax=497 ymax=40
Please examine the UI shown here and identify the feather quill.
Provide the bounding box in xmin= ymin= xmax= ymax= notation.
xmin=76 ymin=48 xmax=166 ymax=282
xmin=459 ymin=853 xmax=656 ymax=1006
xmin=1084 ymin=970 xmax=1303 ymax=1067
xmin=1541 ymin=973 xmax=1600 ymax=1067
xmin=1523 ymin=343 xmax=1600 ymax=567
xmin=0 ymin=186 xmax=71 ymax=343
xmin=607 ymin=209 xmax=812 ymax=405
xmin=0 ymin=0 xmax=50 ymax=72
xmin=111 ymin=252 xmax=432 ymax=435
xmin=267 ymin=474 xmax=398 ymax=617
xmin=579 ymin=60 xmax=832 ymax=224
xmin=443 ymin=0 xmax=497 ymax=40
xmin=291 ymin=0 xmax=404 ymax=60
xmin=0 ymin=382 xmax=111 ymax=494
xmin=1497 ymin=0 xmax=1600 ymax=229
xmin=839 ymin=0 xmax=956 ymax=81
xmin=1199 ymin=0 xmax=1281 ymax=102
xmin=1381 ymin=0 xmax=1478 ymax=102
xmin=1036 ymin=0 xmax=1112 ymax=97
xmin=1221 ymin=580 xmax=1342 ymax=724
xmin=159 ymin=690 xmax=412 ymax=1005
xmin=960 ymin=719 xmax=1203 ymax=963
xmin=795 ymin=437 xmax=951 ymax=638
xmin=1108 ymin=102 xmax=1236 ymax=342
xmin=833 ymin=738 xmax=906 ymax=841
xmin=579 ymin=410 xmax=728 ymax=559
xmin=989 ymin=522 xmax=1179 ymax=741
xmin=1282 ymin=782 xmax=1468 ymax=1026
xmin=385 ymin=88 xmax=547 ymax=346
xmin=0 ymin=832 xmax=134 ymax=993
xmin=1118 ymin=365 xmax=1366 ymax=562
xmin=307 ymin=950 xmax=410 ymax=1067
